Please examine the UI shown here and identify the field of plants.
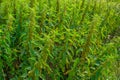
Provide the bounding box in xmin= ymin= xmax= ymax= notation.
xmin=0 ymin=0 xmax=120 ymax=80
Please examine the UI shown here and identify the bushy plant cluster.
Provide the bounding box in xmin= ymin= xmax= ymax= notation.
xmin=0 ymin=0 xmax=120 ymax=80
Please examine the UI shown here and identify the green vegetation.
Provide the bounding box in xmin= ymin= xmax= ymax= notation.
xmin=0 ymin=0 xmax=120 ymax=80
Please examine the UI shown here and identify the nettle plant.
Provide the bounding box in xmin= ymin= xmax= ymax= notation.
xmin=0 ymin=0 xmax=120 ymax=80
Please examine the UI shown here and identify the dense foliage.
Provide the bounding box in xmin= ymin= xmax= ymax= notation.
xmin=0 ymin=0 xmax=120 ymax=80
